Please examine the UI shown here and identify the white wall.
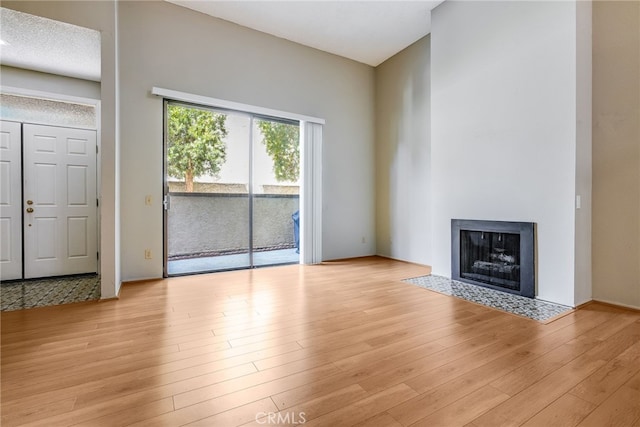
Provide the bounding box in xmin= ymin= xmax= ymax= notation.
xmin=118 ymin=1 xmax=375 ymax=280
xmin=574 ymin=0 xmax=593 ymax=306
xmin=375 ymin=36 xmax=431 ymax=265
xmin=431 ymin=1 xmax=585 ymax=307
xmin=0 ymin=65 xmax=101 ymax=100
xmin=592 ymin=1 xmax=640 ymax=309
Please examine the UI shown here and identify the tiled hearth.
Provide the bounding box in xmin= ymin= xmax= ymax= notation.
xmin=403 ymin=274 xmax=572 ymax=322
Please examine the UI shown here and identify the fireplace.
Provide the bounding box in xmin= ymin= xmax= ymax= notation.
xmin=451 ymin=219 xmax=535 ymax=298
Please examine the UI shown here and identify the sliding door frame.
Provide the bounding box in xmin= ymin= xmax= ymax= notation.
xmin=161 ymin=92 xmax=322 ymax=277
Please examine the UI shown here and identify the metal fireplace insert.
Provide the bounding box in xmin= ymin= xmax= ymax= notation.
xmin=451 ymin=219 xmax=535 ymax=298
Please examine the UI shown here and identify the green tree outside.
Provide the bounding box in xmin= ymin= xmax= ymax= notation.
xmin=257 ymin=120 xmax=300 ymax=182
xmin=167 ymin=105 xmax=228 ymax=192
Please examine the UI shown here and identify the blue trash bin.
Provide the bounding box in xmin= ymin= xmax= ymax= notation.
xmin=292 ymin=210 xmax=300 ymax=253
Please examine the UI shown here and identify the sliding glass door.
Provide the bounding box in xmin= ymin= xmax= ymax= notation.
xmin=252 ymin=117 xmax=300 ymax=267
xmin=164 ymin=101 xmax=300 ymax=276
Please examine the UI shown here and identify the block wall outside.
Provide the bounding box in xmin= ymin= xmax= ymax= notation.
xmin=167 ymin=194 xmax=299 ymax=257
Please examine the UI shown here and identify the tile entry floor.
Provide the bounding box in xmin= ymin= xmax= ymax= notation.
xmin=403 ymin=274 xmax=573 ymax=322
xmin=1 ymin=274 xmax=101 ymax=312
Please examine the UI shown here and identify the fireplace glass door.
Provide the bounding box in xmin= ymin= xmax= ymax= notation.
xmin=460 ymin=230 xmax=521 ymax=291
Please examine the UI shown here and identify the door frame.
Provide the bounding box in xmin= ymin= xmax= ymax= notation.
xmin=158 ymin=89 xmax=324 ymax=277
xmin=0 ymin=120 xmax=23 ymax=281
xmin=23 ymin=123 xmax=98 ymax=278
xmin=0 ymin=85 xmax=101 ymax=278
xmin=162 ymin=100 xmax=303 ymax=276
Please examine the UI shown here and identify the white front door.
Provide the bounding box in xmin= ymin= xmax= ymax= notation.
xmin=23 ymin=124 xmax=97 ymax=279
xmin=0 ymin=121 xmax=23 ymax=281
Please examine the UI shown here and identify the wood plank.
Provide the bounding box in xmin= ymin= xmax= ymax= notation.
xmin=386 ymin=341 xmax=545 ymax=425
xmin=301 ymin=383 xmax=418 ymax=427
xmin=65 ymin=397 xmax=175 ymax=427
xmin=172 ymin=359 xmax=342 ymax=410
xmin=352 ymin=412 xmax=403 ymax=427
xmin=253 ymin=341 xmax=373 ymax=371
xmin=575 ymin=372 xmax=640 ymax=427
xmin=128 ymin=396 xmax=277 ymax=427
xmin=383 ymin=311 xmax=607 ymax=426
xmin=569 ymin=340 xmax=640 ymax=405
xmin=0 ymin=396 xmax=77 ymax=427
xmin=15 ymin=395 xmax=175 ymax=427
xmin=471 ymin=325 xmax=639 ymax=427
xmin=410 ymin=385 xmax=510 ymax=427
xmin=488 ymin=312 xmax=633 ymax=398
xmin=1 ymin=257 xmax=639 ymax=427
xmin=244 ymin=384 xmax=369 ymax=426
xmin=520 ymin=394 xmax=596 ymax=427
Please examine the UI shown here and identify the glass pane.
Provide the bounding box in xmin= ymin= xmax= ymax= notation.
xmin=166 ymin=104 xmax=251 ymax=274
xmin=251 ymin=118 xmax=300 ymax=267
xmin=460 ymin=230 xmax=521 ymax=291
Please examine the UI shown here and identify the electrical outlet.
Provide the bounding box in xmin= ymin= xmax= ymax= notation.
xmin=144 ymin=249 xmax=152 ymax=259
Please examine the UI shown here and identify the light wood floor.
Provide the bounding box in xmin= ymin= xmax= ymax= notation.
xmin=2 ymin=257 xmax=639 ymax=426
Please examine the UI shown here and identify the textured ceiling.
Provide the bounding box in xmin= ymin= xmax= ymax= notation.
xmin=0 ymin=7 xmax=101 ymax=82
xmin=167 ymin=1 xmax=445 ymax=66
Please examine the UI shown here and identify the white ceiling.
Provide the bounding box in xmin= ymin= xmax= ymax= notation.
xmin=0 ymin=1 xmax=444 ymax=84
xmin=167 ymin=1 xmax=445 ymax=66
xmin=0 ymin=7 xmax=101 ymax=82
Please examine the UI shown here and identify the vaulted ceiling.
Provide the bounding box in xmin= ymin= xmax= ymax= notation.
xmin=166 ymin=1 xmax=445 ymax=66
xmin=0 ymin=2 xmax=445 ymax=84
